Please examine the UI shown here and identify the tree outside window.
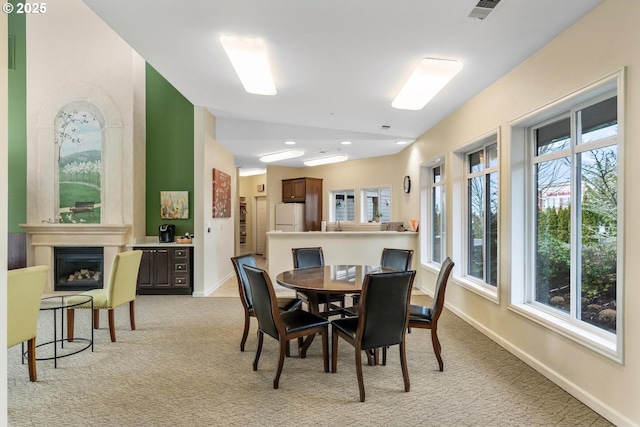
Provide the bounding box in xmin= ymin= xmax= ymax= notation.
xmin=532 ymin=96 xmax=617 ymax=334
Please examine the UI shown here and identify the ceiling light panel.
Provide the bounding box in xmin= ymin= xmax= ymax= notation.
xmin=220 ymin=35 xmax=277 ymax=95
xmin=303 ymin=155 xmax=348 ymax=167
xmin=239 ymin=168 xmax=266 ymax=177
xmin=392 ymin=58 xmax=463 ymax=110
xmin=259 ymin=150 xmax=304 ymax=163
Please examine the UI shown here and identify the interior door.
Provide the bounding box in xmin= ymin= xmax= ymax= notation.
xmin=255 ymin=196 xmax=267 ymax=255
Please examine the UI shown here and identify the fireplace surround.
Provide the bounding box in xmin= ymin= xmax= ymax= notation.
xmin=20 ymin=224 xmax=131 ymax=293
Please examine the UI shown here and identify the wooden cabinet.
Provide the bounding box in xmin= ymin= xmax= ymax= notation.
xmin=135 ymin=246 xmax=192 ymax=295
xmin=282 ymin=178 xmax=307 ymax=202
xmin=282 ymin=177 xmax=323 ymax=231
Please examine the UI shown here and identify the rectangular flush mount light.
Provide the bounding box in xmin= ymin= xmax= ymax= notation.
xmin=220 ymin=35 xmax=277 ymax=95
xmin=392 ymin=58 xmax=463 ymax=110
xmin=259 ymin=150 xmax=304 ymax=163
xmin=304 ymin=155 xmax=348 ymax=167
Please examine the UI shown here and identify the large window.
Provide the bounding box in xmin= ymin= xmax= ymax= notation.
xmin=509 ymin=72 xmax=622 ymax=360
xmin=465 ymin=140 xmax=499 ymax=287
xmin=531 ymin=95 xmax=618 ymax=334
xmin=361 ymin=187 xmax=391 ymax=222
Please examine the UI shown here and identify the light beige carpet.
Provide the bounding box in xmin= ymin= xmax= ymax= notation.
xmin=7 ymin=294 xmax=612 ymax=426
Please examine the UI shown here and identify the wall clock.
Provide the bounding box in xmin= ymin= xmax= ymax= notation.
xmin=403 ymin=175 xmax=411 ymax=193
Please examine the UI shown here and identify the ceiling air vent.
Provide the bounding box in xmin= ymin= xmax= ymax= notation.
xmin=468 ymin=0 xmax=501 ymax=20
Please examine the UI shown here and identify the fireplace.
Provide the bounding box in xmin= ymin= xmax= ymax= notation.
xmin=54 ymin=247 xmax=104 ymax=291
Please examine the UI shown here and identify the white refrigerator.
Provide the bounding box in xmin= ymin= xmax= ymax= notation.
xmin=275 ymin=203 xmax=305 ymax=232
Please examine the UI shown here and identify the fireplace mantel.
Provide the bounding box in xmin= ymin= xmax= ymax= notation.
xmin=21 ymin=224 xmax=131 ymax=246
xmin=21 ymin=224 xmax=132 ymax=292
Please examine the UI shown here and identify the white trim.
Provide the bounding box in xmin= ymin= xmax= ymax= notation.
xmin=507 ymin=69 xmax=624 ymax=361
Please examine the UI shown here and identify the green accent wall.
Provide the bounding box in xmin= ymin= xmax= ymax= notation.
xmin=8 ymin=1 xmax=26 ymax=233
xmin=145 ymin=63 xmax=194 ymax=237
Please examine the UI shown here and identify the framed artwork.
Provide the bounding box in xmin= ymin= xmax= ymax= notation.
xmin=212 ymin=169 xmax=231 ymax=218
xmin=161 ymin=191 xmax=189 ymax=219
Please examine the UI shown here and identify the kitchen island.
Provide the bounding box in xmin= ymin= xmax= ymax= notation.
xmin=266 ymin=230 xmax=418 ymax=290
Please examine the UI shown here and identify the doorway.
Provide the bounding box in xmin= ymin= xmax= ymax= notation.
xmin=255 ymin=196 xmax=267 ymax=255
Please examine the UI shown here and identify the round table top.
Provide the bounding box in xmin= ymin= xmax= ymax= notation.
xmin=40 ymin=294 xmax=93 ymax=310
xmin=276 ymin=265 xmax=396 ymax=294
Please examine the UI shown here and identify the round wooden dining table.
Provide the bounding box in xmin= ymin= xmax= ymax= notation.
xmin=276 ymin=264 xmax=395 ymax=357
xmin=276 ymin=264 xmax=394 ymax=312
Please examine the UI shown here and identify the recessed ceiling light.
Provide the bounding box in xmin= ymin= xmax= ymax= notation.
xmin=395 ymin=141 xmax=408 ymax=145
xmin=220 ymin=35 xmax=277 ymax=95
xmin=284 ymin=141 xmax=296 ymax=145
xmin=392 ymin=58 xmax=463 ymax=110
xmin=340 ymin=141 xmax=352 ymax=145
xmin=304 ymin=155 xmax=348 ymax=167
xmin=259 ymin=150 xmax=305 ymax=163
xmin=239 ymin=168 xmax=267 ymax=177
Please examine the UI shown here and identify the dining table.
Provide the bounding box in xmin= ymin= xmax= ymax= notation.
xmin=276 ymin=264 xmax=396 ymax=357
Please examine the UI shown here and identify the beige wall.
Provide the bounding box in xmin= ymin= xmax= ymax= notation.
xmin=25 ymin=0 xmax=144 ymax=232
xmin=395 ymin=1 xmax=639 ymax=424
xmin=193 ymin=107 xmax=235 ymax=296
xmin=265 ymin=153 xmax=410 ymax=232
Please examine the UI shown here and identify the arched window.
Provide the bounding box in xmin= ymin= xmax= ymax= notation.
xmin=54 ymin=104 xmax=103 ymax=223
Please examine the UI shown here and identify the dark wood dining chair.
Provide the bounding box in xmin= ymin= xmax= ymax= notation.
xmin=243 ymin=265 xmax=329 ymax=389
xmin=408 ymin=257 xmax=454 ymax=371
xmin=331 ymin=270 xmax=416 ymax=402
xmin=352 ymin=248 xmax=414 ymax=306
xmin=291 ymin=247 xmax=345 ymax=316
xmin=231 ymin=254 xmax=303 ymax=352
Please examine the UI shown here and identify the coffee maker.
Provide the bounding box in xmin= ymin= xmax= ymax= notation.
xmin=159 ymin=224 xmax=175 ymax=243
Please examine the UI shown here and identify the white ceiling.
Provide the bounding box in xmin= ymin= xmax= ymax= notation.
xmin=83 ymin=0 xmax=602 ymax=171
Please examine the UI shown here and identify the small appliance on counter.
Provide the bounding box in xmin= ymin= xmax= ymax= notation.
xmin=159 ymin=224 xmax=176 ymax=243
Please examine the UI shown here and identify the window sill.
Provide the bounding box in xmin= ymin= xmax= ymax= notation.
xmin=508 ymin=303 xmax=621 ymax=363
xmin=451 ymin=276 xmax=499 ymax=305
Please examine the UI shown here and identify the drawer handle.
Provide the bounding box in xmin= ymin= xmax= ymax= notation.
xmin=175 ymin=264 xmax=187 ymax=271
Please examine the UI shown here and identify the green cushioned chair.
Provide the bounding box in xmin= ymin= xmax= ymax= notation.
xmin=7 ymin=265 xmax=48 ymax=382
xmin=67 ymin=250 xmax=143 ymax=342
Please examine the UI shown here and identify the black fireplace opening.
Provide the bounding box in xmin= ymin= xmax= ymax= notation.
xmin=54 ymin=247 xmax=104 ymax=291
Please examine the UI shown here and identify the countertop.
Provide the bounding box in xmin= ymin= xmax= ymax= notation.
xmin=128 ymin=242 xmax=194 ymax=247
xmin=267 ymin=230 xmax=417 ymax=235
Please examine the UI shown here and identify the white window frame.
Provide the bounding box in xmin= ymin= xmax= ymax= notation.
xmin=360 ymin=186 xmax=391 ymax=223
xmin=420 ymin=157 xmax=446 ymax=269
xmin=329 ymin=189 xmax=355 ymax=223
xmin=451 ymin=129 xmax=500 ymax=303
xmin=507 ymin=70 xmax=624 ymax=362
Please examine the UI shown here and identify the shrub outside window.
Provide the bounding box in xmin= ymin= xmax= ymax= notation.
xmin=531 ymin=95 xmax=618 ymax=335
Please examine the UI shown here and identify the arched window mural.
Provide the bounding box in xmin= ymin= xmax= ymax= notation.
xmin=55 ymin=108 xmax=102 ymax=223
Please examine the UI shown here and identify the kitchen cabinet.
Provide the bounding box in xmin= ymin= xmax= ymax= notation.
xmin=135 ymin=246 xmax=193 ymax=295
xmin=281 ymin=177 xmax=323 ymax=231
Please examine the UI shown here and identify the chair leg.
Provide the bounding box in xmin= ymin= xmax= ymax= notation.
xmin=382 ymin=347 xmax=387 ymax=366
xmin=273 ymin=339 xmax=287 ymax=389
xmin=431 ymin=327 xmax=444 ymax=371
xmin=285 ymin=340 xmax=291 ymax=357
xmin=331 ymin=331 xmax=339 ymax=373
xmin=356 ymin=346 xmax=366 ymax=402
xmin=108 ymin=309 xmax=116 ymax=342
xmin=321 ymin=328 xmax=329 ymax=373
xmin=67 ymin=309 xmax=75 ymax=342
xmin=129 ymin=300 xmax=136 ymax=330
xmin=240 ymin=313 xmax=250 ymax=351
xmin=400 ymin=340 xmax=410 ymax=392
xmin=93 ymin=309 xmax=100 ymax=329
xmin=27 ymin=338 xmax=37 ymax=382
xmin=253 ymin=331 xmax=264 ymax=371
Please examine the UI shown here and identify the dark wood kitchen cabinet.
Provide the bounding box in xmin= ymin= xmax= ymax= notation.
xmin=135 ymin=246 xmax=193 ymax=295
xmin=281 ymin=177 xmax=323 ymax=231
